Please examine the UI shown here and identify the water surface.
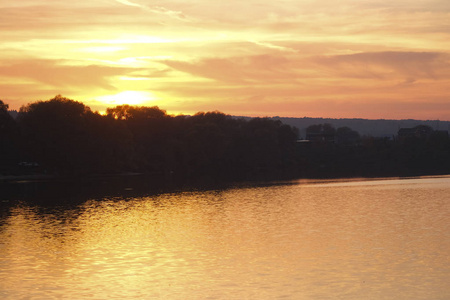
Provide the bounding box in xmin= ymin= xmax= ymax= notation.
xmin=1 ymin=176 xmax=449 ymax=299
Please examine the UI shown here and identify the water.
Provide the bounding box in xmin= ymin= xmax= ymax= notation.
xmin=0 ymin=176 xmax=449 ymax=299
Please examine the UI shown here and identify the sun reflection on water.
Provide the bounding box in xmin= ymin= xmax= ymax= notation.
xmin=0 ymin=177 xmax=449 ymax=299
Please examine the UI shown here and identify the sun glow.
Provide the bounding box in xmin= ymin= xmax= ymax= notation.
xmin=96 ymin=91 xmax=156 ymax=106
xmin=79 ymin=46 xmax=126 ymax=53
xmin=2 ymin=0 xmax=450 ymax=120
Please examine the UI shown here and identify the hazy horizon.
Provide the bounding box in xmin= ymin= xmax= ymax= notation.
xmin=6 ymin=97 xmax=450 ymax=123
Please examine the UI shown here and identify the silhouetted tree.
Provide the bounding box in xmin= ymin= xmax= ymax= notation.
xmin=336 ymin=126 xmax=360 ymax=145
xmin=106 ymin=104 xmax=167 ymax=120
xmin=306 ymin=123 xmax=336 ymax=135
xmin=107 ymin=104 xmax=173 ymax=174
xmin=0 ymin=100 xmax=20 ymax=173
xmin=17 ymin=95 xmax=134 ymax=175
xmin=17 ymin=95 xmax=93 ymax=174
xmin=6 ymin=95 xmax=449 ymax=181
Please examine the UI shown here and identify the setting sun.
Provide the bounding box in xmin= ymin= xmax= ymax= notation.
xmin=96 ymin=91 xmax=156 ymax=106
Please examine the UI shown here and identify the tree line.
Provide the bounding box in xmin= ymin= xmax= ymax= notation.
xmin=1 ymin=95 xmax=449 ymax=182
xmin=0 ymin=95 xmax=299 ymax=181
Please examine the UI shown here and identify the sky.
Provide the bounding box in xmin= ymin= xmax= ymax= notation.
xmin=1 ymin=0 xmax=450 ymax=120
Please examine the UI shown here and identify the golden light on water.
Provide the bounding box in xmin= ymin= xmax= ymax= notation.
xmin=0 ymin=177 xmax=449 ymax=298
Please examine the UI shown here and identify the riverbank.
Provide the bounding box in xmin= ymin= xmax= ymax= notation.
xmin=2 ymin=170 xmax=449 ymax=206
xmin=0 ymin=172 xmax=146 ymax=183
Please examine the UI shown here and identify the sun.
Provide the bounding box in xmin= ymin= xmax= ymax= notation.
xmin=97 ymin=91 xmax=155 ymax=106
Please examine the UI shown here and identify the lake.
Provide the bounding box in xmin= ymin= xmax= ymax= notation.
xmin=0 ymin=176 xmax=449 ymax=299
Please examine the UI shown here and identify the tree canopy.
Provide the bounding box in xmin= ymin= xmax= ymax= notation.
xmin=1 ymin=96 xmax=449 ymax=180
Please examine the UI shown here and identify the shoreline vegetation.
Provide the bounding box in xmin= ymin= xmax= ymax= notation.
xmin=1 ymin=95 xmax=449 ymax=185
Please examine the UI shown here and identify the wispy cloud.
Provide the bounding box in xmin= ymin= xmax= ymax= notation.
xmin=0 ymin=58 xmax=144 ymax=90
xmin=162 ymin=51 xmax=450 ymax=84
xmin=249 ymin=40 xmax=297 ymax=53
xmin=115 ymin=0 xmax=142 ymax=8
xmin=148 ymin=6 xmax=189 ymax=21
xmin=313 ymin=51 xmax=450 ymax=80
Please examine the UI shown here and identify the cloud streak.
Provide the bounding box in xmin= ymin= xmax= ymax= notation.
xmin=115 ymin=0 xmax=142 ymax=8
xmin=162 ymin=51 xmax=450 ymax=84
xmin=0 ymin=59 xmax=142 ymax=89
xmin=313 ymin=51 xmax=450 ymax=80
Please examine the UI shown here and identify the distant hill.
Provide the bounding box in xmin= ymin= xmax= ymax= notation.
xmin=274 ymin=117 xmax=450 ymax=138
xmin=9 ymin=107 xmax=449 ymax=138
xmin=236 ymin=116 xmax=450 ymax=138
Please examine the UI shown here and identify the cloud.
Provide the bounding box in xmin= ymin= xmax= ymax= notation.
xmin=162 ymin=54 xmax=308 ymax=84
xmin=249 ymin=40 xmax=297 ymax=53
xmin=162 ymin=51 xmax=450 ymax=86
xmin=153 ymin=50 xmax=450 ymax=119
xmin=313 ymin=51 xmax=450 ymax=80
xmin=0 ymin=2 xmax=166 ymax=36
xmin=115 ymin=0 xmax=142 ymax=8
xmin=147 ymin=6 xmax=189 ymax=21
xmin=0 ymin=58 xmax=144 ymax=90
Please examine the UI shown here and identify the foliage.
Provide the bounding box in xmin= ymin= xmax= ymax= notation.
xmin=1 ymin=96 xmax=449 ymax=180
xmin=0 ymin=100 xmax=20 ymax=172
xmin=16 ymin=95 xmax=132 ymax=175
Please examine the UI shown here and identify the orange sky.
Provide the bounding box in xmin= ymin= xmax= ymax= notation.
xmin=1 ymin=0 xmax=450 ymax=120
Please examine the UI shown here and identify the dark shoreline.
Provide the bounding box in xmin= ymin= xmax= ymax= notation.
xmin=2 ymin=172 xmax=449 ymax=206
xmin=2 ymin=169 xmax=450 ymax=185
